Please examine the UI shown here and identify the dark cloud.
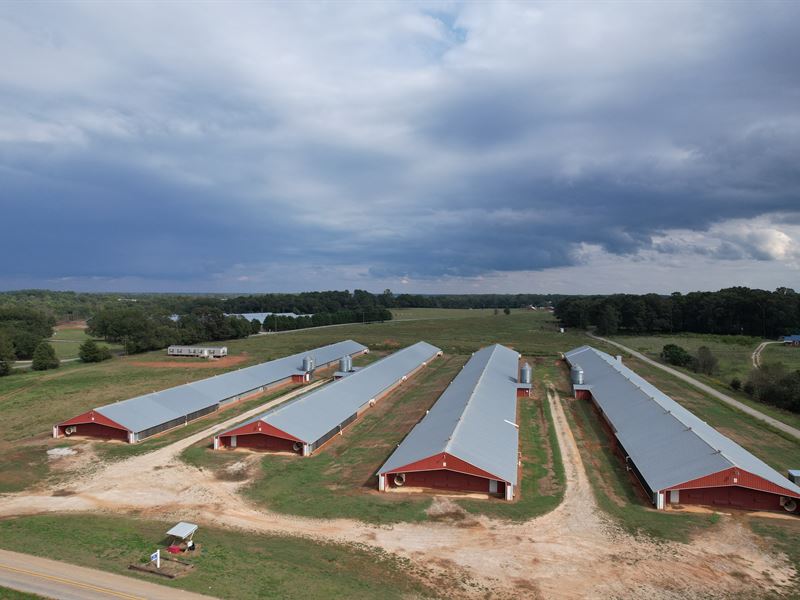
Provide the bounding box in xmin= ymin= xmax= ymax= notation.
xmin=0 ymin=2 xmax=799 ymax=291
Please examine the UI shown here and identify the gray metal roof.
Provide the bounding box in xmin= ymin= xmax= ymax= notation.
xmin=93 ymin=340 xmax=367 ymax=434
xmin=238 ymin=342 xmax=441 ymax=444
xmin=166 ymin=522 xmax=198 ymax=539
xmin=565 ymin=345 xmax=800 ymax=496
xmin=379 ymin=344 xmax=520 ymax=485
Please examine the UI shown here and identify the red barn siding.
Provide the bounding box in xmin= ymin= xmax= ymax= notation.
xmin=383 ymin=452 xmax=503 ymax=481
xmin=382 ymin=452 xmax=506 ymax=495
xmin=230 ymin=433 xmax=298 ymax=452
xmin=56 ymin=410 xmax=129 ymax=440
xmin=66 ymin=422 xmax=128 ymax=441
xmin=670 ymin=467 xmax=800 ymax=499
xmin=397 ymin=470 xmax=494 ymax=494
xmin=675 ymin=486 xmax=795 ymax=512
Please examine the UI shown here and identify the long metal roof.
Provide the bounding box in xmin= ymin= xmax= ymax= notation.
xmin=93 ymin=340 xmax=367 ymax=434
xmin=237 ymin=341 xmax=441 ymax=445
xmin=379 ymin=344 xmax=520 ymax=485
xmin=565 ymin=345 xmax=800 ymax=495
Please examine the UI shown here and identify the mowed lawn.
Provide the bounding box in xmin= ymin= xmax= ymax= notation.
xmin=183 ymin=351 xmax=565 ymax=523
xmin=47 ymin=326 xmax=121 ymax=360
xmin=0 ymin=515 xmax=444 ymax=600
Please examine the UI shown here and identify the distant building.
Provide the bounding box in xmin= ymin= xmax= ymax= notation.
xmin=168 ymin=346 xmax=228 ymax=359
xmin=782 ymin=335 xmax=800 ymax=346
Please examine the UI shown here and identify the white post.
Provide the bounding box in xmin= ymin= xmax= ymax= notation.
xmin=505 ymin=484 xmax=513 ymax=501
xmin=378 ymin=474 xmax=385 ymax=491
xmin=128 ymin=431 xmax=136 ymax=444
xmin=52 ymin=425 xmax=58 ymax=439
xmin=303 ymin=444 xmax=310 ymax=457
xmin=213 ymin=436 xmax=219 ymax=450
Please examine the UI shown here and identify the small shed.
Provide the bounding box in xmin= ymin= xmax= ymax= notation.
xmin=166 ymin=522 xmax=198 ymax=544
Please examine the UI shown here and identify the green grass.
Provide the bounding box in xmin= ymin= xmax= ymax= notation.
xmin=46 ymin=327 xmax=121 ymax=360
xmin=390 ymin=307 xmax=520 ymax=320
xmin=762 ymin=344 xmax=800 ymax=372
xmin=0 ymin=444 xmax=50 ymax=493
xmin=0 ymin=587 xmax=49 ymax=599
xmin=611 ymin=333 xmax=759 ymax=382
xmin=0 ymin=515 xmax=443 ymax=600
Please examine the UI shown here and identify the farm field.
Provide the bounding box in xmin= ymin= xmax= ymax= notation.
xmin=0 ymin=586 xmax=47 ymax=600
xmin=610 ymin=333 xmax=800 ymax=432
xmin=390 ymin=307 xmax=522 ymax=320
xmin=762 ymin=343 xmax=800 ymax=372
xmin=0 ymin=515 xmax=441 ymax=600
xmin=1 ymin=310 xmax=800 ymax=598
xmin=183 ymin=351 xmax=565 ymax=523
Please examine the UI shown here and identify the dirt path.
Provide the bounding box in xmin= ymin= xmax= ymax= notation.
xmin=591 ymin=333 xmax=800 ymax=440
xmin=0 ymin=383 xmax=795 ymax=598
xmin=752 ymin=340 xmax=781 ymax=368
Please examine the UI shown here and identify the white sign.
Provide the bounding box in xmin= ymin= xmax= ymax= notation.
xmin=150 ymin=549 xmax=160 ymax=569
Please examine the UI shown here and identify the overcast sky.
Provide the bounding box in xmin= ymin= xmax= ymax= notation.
xmin=1 ymin=1 xmax=799 ymax=294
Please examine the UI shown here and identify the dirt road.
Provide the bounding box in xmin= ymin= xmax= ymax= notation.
xmin=590 ymin=333 xmax=800 ymax=440
xmin=0 ymin=382 xmax=795 ymax=598
xmin=752 ymin=340 xmax=781 ymax=368
xmin=0 ymin=548 xmax=217 ymax=600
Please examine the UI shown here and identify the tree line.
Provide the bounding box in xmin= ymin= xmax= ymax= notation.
xmin=555 ymin=287 xmax=800 ymax=338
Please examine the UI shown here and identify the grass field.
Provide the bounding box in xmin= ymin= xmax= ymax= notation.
xmin=762 ymin=343 xmax=800 ymax=372
xmin=610 ymin=333 xmax=800 ymax=432
xmin=610 ymin=333 xmax=759 ymax=382
xmin=183 ymin=351 xmax=565 ymax=523
xmin=390 ymin=307 xmax=520 ymax=320
xmin=46 ymin=327 xmax=121 ymax=360
xmin=0 ymin=587 xmax=47 ymax=599
xmin=0 ymin=515 xmax=444 ymax=600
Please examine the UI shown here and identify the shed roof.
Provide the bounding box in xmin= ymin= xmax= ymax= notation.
xmin=379 ymin=344 xmax=520 ymax=485
xmin=235 ymin=341 xmax=441 ymax=445
xmin=564 ymin=345 xmax=800 ymax=495
xmin=91 ymin=340 xmax=366 ymax=434
xmin=166 ymin=522 xmax=198 ymax=539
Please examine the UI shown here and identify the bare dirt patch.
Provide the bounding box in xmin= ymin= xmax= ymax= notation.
xmin=54 ymin=321 xmax=87 ymax=330
xmin=128 ymin=355 xmax=250 ymax=369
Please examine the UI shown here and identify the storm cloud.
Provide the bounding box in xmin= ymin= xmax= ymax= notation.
xmin=1 ymin=1 xmax=799 ymax=292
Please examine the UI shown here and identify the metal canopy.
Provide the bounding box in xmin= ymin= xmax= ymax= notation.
xmin=565 ymin=345 xmax=800 ymax=495
xmin=166 ymin=522 xmax=198 ymax=539
xmin=379 ymin=344 xmax=520 ymax=485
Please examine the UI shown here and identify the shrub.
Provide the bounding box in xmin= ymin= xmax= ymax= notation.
xmin=78 ymin=339 xmax=112 ymax=363
xmin=693 ymin=346 xmax=719 ymax=375
xmin=661 ymin=344 xmax=693 ymax=367
xmin=730 ymin=377 xmax=742 ymax=391
xmin=31 ymin=342 xmax=59 ymax=371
